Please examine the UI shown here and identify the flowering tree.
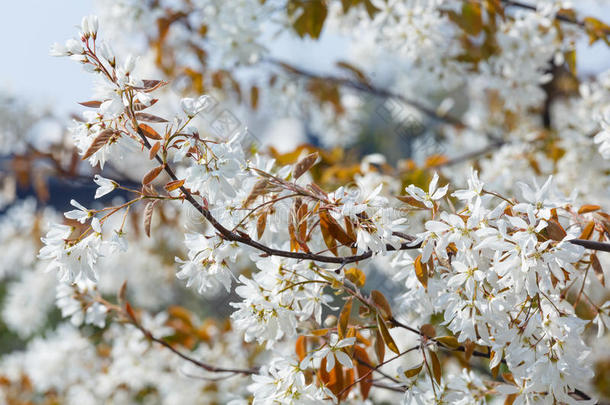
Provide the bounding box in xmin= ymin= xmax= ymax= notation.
xmin=1 ymin=1 xmax=610 ymax=404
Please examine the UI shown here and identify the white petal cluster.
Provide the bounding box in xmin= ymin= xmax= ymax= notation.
xmin=231 ymin=257 xmax=333 ymax=347
xmin=249 ymin=356 xmax=333 ymax=405
xmin=176 ymin=233 xmax=239 ymax=294
xmin=184 ymin=139 xmax=246 ymax=205
xmin=393 ymin=172 xmax=595 ymax=401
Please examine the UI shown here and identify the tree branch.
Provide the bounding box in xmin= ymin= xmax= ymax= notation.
xmin=127 ymin=309 xmax=258 ymax=376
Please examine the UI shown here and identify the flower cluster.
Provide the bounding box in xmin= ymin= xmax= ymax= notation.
xmin=2 ymin=3 xmax=610 ymax=404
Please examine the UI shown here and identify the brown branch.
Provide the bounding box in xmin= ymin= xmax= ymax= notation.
xmin=355 ymin=357 xmax=402 ymax=385
xmin=337 ymin=345 xmax=420 ymax=398
xmin=135 ymin=322 xmax=258 ymax=375
xmin=370 ymin=381 xmax=407 ymax=393
xmin=265 ymin=58 xmax=486 ymax=131
xmin=570 ymin=239 xmax=610 ymax=253
xmin=429 ymin=139 xmax=506 ymax=168
xmin=125 ymin=306 xmax=258 ymax=376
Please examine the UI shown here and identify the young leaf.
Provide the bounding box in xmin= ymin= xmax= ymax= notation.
xmin=138 ymin=123 xmax=163 ymax=140
xmin=244 ymin=180 xmax=273 ymax=208
xmin=320 ymin=218 xmax=338 ymax=255
xmin=403 ymin=363 xmax=423 ymax=378
xmin=133 ymin=98 xmax=159 ymax=111
xmin=429 ymin=350 xmax=442 ymax=384
xmin=338 ymin=298 xmax=353 ymax=339
xmin=578 ymin=204 xmax=601 ymax=214
xmin=82 ymin=129 xmax=116 ymax=160
xmin=371 ymin=290 xmax=392 ymax=319
xmin=319 ymin=210 xmax=355 ymax=247
xmin=287 ymin=0 xmax=328 ymax=39
xmin=257 ymin=211 xmax=267 ymax=239
xmin=505 ymin=394 xmax=518 ymax=405
xmin=118 ymin=281 xmax=127 ymax=305
xmin=149 ymin=141 xmax=161 ymax=159
xmin=579 ymin=221 xmax=595 ymax=240
xmin=464 ymin=340 xmax=475 ymax=362
xmin=164 ymin=179 xmax=185 ymax=192
xmin=78 ymin=100 xmax=103 ymax=108
xmin=143 ymin=165 xmax=164 ymax=185
xmin=592 ymin=254 xmax=605 ymax=286
xmin=143 ymin=200 xmax=157 ymax=237
xmin=546 ymin=219 xmax=566 ymax=241
xmin=125 ymin=301 xmax=137 ymax=322
xmin=344 ymin=267 xmax=366 ymax=288
xmin=374 ymin=329 xmax=385 ymax=364
xmin=293 ymin=152 xmax=319 ymax=180
xmin=295 ymin=335 xmax=307 ymax=362
xmin=435 ymin=335 xmax=460 ymax=349
xmin=414 ymin=254 xmax=428 ymax=289
xmin=136 ymin=112 xmax=168 ymax=123
xmin=352 ymin=345 xmax=373 ymax=399
xmin=250 ymin=85 xmax=259 ymax=109
xmin=420 ymin=323 xmax=436 ymax=339
xmin=376 ymin=315 xmax=399 ymax=354
xmin=310 ymin=328 xmax=330 ymax=337
xmin=139 ymin=79 xmax=167 ymax=92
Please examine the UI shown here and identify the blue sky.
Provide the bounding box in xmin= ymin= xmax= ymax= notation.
xmin=1 ymin=1 xmax=609 ymax=117
xmin=0 ymin=1 xmax=94 ymax=115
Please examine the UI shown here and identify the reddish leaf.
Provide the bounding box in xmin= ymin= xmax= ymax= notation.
xmin=374 ymin=329 xmax=385 ymax=364
xmin=133 ymin=98 xmax=159 ymax=111
xmin=149 ymin=141 xmax=161 ymax=159
xmin=257 ymin=211 xmax=267 ymax=239
xmin=125 ymin=301 xmax=137 ymax=322
xmin=250 ymin=85 xmax=259 ymax=109
xmin=371 ymin=290 xmax=392 ymax=319
xmin=339 ymin=298 xmax=353 ymax=339
xmin=578 ymin=205 xmax=601 ymax=214
xmin=377 ymin=315 xmax=399 ymax=354
xmin=78 ymin=100 xmax=103 ymax=108
xmin=353 ymin=345 xmax=373 ymax=399
xmin=420 ymin=324 xmax=436 ymax=339
xmin=344 ymin=267 xmax=366 ymax=288
xmin=136 ymin=112 xmax=168 ymax=123
xmin=295 ymin=335 xmax=307 ymax=362
xmin=414 ymin=255 xmax=428 ymax=289
xmin=143 ymin=165 xmax=164 ymax=185
xmin=546 ymin=219 xmax=566 ymax=241
xmin=403 ymin=363 xmax=423 ymax=378
xmin=293 ymin=152 xmax=319 ymax=180
xmin=82 ymin=129 xmax=116 ymax=160
xmin=143 ymin=200 xmax=157 ymax=237
xmin=429 ymin=350 xmax=442 ymax=384
xmin=164 ymin=179 xmax=185 ymax=192
xmin=139 ymin=79 xmax=168 ymax=92
xmin=592 ymin=254 xmax=605 ymax=286
xmin=436 ymin=335 xmax=460 ymax=349
xmin=319 ymin=210 xmax=355 ymax=248
xmin=138 ymin=123 xmax=163 ymax=140
xmin=579 ymin=221 xmax=595 ymax=240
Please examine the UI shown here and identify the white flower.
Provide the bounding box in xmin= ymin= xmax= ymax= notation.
xmin=594 ymin=125 xmax=610 ymax=159
xmin=176 ymin=233 xmax=238 ymax=294
xmin=405 ymin=172 xmax=448 ymax=209
xmin=93 ymin=174 xmax=117 ymax=199
xmin=180 ymin=95 xmax=214 ymax=117
xmin=38 ymin=223 xmax=103 ymax=283
xmin=64 ymin=200 xmax=92 ymax=223
xmin=85 ymin=302 xmax=108 ymax=328
xmin=80 ymin=15 xmax=99 ymax=38
xmin=302 ymin=334 xmax=355 ymax=372
xmin=231 ymin=273 xmax=298 ymax=347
